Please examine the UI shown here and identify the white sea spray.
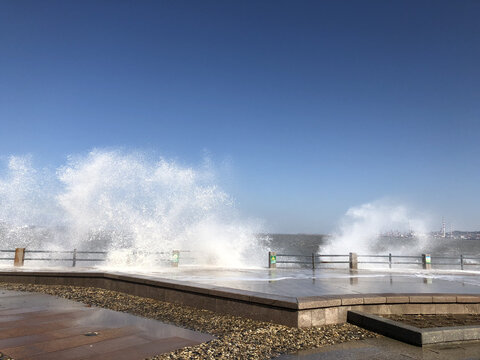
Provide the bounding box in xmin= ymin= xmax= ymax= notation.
xmin=0 ymin=150 xmax=265 ymax=268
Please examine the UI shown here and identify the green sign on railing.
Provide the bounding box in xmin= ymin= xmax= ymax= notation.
xmin=270 ymin=255 xmax=276 ymax=264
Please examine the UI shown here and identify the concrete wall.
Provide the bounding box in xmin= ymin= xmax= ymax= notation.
xmin=1 ymin=271 xmax=479 ymax=328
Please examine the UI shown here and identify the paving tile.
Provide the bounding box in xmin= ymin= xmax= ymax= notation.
xmin=3 ymin=326 xmax=139 ymax=358
xmin=22 ymin=335 xmax=152 ymax=360
xmin=432 ymin=295 xmax=456 ymax=303
xmin=87 ymin=337 xmax=200 ymax=360
xmin=409 ymin=295 xmax=433 ymax=303
xmin=386 ymin=296 xmax=409 ymax=304
xmin=457 ymin=296 xmax=480 ymax=303
xmin=297 ymin=297 xmax=341 ymax=310
xmin=0 ymin=290 xmax=213 ymax=359
xmin=340 ymin=297 xmax=363 ymax=305
xmin=363 ymin=296 xmax=386 ymax=305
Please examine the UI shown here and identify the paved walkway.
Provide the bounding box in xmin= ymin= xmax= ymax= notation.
xmin=0 ymin=289 xmax=213 ymax=359
xmin=274 ymin=337 xmax=480 ymax=360
xmin=7 ymin=267 xmax=480 ymax=298
xmin=127 ymin=268 xmax=480 ymax=297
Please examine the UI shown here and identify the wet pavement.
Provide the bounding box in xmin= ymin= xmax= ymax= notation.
xmin=273 ymin=337 xmax=480 ymax=360
xmin=4 ymin=266 xmax=480 ymax=298
xmin=118 ymin=267 xmax=480 ymax=297
xmin=0 ymin=289 xmax=213 ymax=359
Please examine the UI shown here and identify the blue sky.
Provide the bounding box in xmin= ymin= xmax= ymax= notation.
xmin=1 ymin=0 xmax=479 ymax=232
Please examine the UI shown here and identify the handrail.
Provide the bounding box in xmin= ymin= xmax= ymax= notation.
xmin=358 ymin=254 xmax=389 ymax=258
xmin=25 ymin=250 xmax=108 ymax=254
xmin=269 ymin=251 xmax=480 ymax=270
xmin=391 ymin=255 xmax=421 ymax=258
xmin=277 ymin=254 xmax=348 ymax=258
xmin=317 ymin=254 xmax=348 ymax=257
xmin=23 ymin=257 xmax=106 ymax=261
xmin=0 ymin=248 xmax=188 ymax=267
xmin=276 ymin=254 xmax=311 ymax=257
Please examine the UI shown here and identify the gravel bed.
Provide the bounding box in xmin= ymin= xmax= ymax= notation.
xmin=386 ymin=314 xmax=480 ymax=328
xmin=0 ymin=282 xmax=379 ymax=359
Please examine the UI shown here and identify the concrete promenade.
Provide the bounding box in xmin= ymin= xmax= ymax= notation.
xmin=136 ymin=267 xmax=480 ymax=297
xmin=1 ymin=267 xmax=480 ymax=328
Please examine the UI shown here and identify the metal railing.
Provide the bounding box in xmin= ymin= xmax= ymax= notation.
xmin=269 ymin=251 xmax=480 ymax=270
xmin=23 ymin=249 xmax=107 ymax=267
xmin=431 ymin=255 xmax=480 ymax=270
xmin=0 ymin=250 xmax=15 ymax=261
xmin=0 ymin=248 xmax=191 ymax=267
xmin=357 ymin=254 xmax=422 ymax=268
xmin=21 ymin=249 xmax=107 ymax=267
xmin=274 ymin=253 xmax=349 ymax=269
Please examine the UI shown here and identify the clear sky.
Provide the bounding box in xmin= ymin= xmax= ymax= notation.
xmin=1 ymin=0 xmax=479 ymax=232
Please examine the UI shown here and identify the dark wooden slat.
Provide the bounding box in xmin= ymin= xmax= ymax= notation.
xmin=0 ymin=306 xmax=53 ymax=316
xmin=0 ymin=333 xmax=50 ymax=349
xmin=3 ymin=326 xmax=138 ymax=358
xmin=86 ymin=336 xmax=201 ymax=360
xmin=0 ymin=320 xmax=72 ymax=339
xmin=0 ymin=292 xmax=213 ymax=360
xmin=0 ymin=309 xmax=89 ymax=329
xmin=22 ymin=335 xmax=152 ymax=360
xmin=0 ymin=324 xmax=100 ymax=349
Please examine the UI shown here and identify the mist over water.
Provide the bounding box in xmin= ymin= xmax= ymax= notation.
xmin=319 ymin=201 xmax=480 ymax=258
xmin=0 ymin=150 xmax=265 ymax=268
xmin=322 ymin=200 xmax=432 ymax=255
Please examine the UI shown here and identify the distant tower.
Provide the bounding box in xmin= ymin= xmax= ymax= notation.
xmin=442 ymin=217 xmax=446 ymax=238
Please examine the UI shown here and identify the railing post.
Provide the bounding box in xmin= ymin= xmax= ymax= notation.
xmin=389 ymin=253 xmax=392 ymax=269
xmin=171 ymin=250 xmax=180 ymax=267
xmin=460 ymin=254 xmax=464 ymax=270
xmin=312 ymin=253 xmax=315 ymax=270
xmin=422 ymin=253 xmax=432 ymax=270
xmin=72 ymin=249 xmax=77 ymax=267
xmin=349 ymin=252 xmax=358 ymax=270
xmin=14 ymin=248 xmax=25 ymax=267
xmin=268 ymin=251 xmax=276 ymax=269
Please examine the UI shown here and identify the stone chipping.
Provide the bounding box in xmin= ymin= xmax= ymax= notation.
xmin=386 ymin=314 xmax=480 ymax=328
xmin=0 ymin=282 xmax=379 ymax=359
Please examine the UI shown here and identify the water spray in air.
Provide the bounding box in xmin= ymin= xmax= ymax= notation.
xmin=0 ymin=150 xmax=265 ymax=268
xmin=321 ymin=200 xmax=431 ymax=255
